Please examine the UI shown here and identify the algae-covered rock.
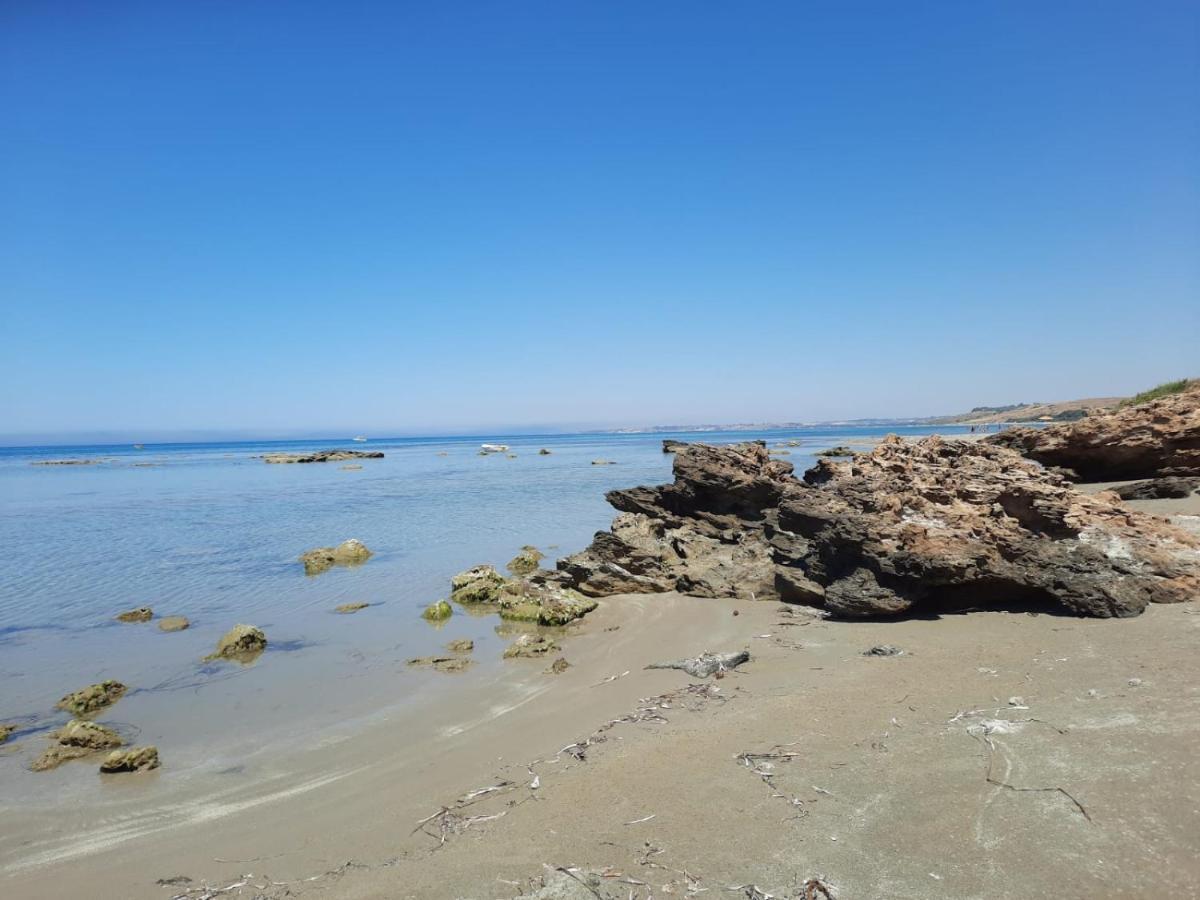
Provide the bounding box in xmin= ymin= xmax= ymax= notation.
xmin=158 ymin=616 xmax=190 ymax=632
xmin=503 ymin=634 xmax=559 ymax=659
xmin=100 ymin=746 xmax=160 ymax=773
xmin=407 ymin=655 xmax=473 ymax=673
xmin=31 ymin=720 xmax=123 ymax=771
xmin=422 ymin=600 xmax=453 ymax=621
xmin=446 ymin=638 xmax=474 ymax=653
xmin=299 ymin=539 xmax=373 ymax=575
xmin=450 ymin=565 xmax=507 ymax=604
xmin=56 ymin=680 xmax=127 ymax=717
xmin=116 ymin=606 xmax=153 ymax=623
xmin=498 ymin=582 xmax=598 ymax=626
xmin=204 ymin=624 xmax=267 ymax=662
xmin=335 ymin=602 xmax=370 ymax=614
xmin=0 ymin=724 xmax=15 ymax=744
xmin=506 ymin=546 xmax=545 ymax=576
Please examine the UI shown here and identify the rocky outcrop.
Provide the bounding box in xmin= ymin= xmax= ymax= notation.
xmin=988 ymin=382 xmax=1200 ymax=480
xmin=554 ymin=438 xmax=1200 ymax=619
xmin=100 ymin=746 xmax=159 ymax=773
xmin=449 ymin=564 xmax=598 ymax=625
xmin=1114 ymin=477 xmax=1200 ymax=501
xmin=205 ymin=624 xmax=266 ymax=662
xmin=263 ymin=450 xmax=384 ymax=464
xmin=32 ymin=720 xmax=124 ymax=771
xmin=116 ymin=606 xmax=153 ymax=623
xmin=300 ymin=539 xmax=373 ymax=575
xmin=57 ymin=680 xmax=127 ymax=716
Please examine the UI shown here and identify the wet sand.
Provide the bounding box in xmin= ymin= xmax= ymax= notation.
xmin=3 ymin=490 xmax=1198 ymax=899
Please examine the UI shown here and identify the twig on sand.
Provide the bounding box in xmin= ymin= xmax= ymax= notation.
xmin=974 ymin=732 xmax=1092 ymax=823
xmin=593 ymin=670 xmax=630 ymax=686
xmin=623 ymin=813 xmax=656 ymax=825
xmin=736 ymin=744 xmax=809 ymax=820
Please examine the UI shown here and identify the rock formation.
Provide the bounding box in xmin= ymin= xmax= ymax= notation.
xmin=115 ymin=606 xmax=153 ymax=623
xmin=507 ymin=546 xmax=545 ymax=576
xmin=263 ymin=449 xmax=383 ymax=464
xmin=205 ymin=624 xmax=267 ymax=662
xmin=100 ymin=746 xmax=160 ymax=773
xmin=552 ymin=438 xmax=1200 ymax=619
xmin=57 ymin=680 xmax=127 ymax=716
xmin=1115 ymin=477 xmax=1200 ymax=500
xmin=31 ymin=720 xmax=123 ymax=772
xmin=300 ymin=539 xmax=373 ymax=575
xmin=449 ymin=564 xmax=598 ymax=626
xmin=988 ymin=382 xmax=1200 ymax=480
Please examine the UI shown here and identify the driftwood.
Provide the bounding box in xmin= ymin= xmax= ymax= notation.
xmin=646 ymin=650 xmax=750 ymax=678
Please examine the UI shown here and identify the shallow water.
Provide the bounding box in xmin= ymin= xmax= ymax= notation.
xmin=0 ymin=426 xmax=969 ymax=807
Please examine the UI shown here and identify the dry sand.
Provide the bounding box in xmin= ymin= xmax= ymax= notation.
xmin=2 ymin=491 xmax=1198 ymax=899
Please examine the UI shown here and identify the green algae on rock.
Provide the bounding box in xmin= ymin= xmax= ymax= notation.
xmin=56 ymin=680 xmax=128 ymax=717
xmin=506 ymin=545 xmax=545 ymax=576
xmin=422 ymin=600 xmax=453 ymax=621
xmin=450 ymin=565 xmax=507 ymax=604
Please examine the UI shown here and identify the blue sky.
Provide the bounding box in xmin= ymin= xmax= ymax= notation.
xmin=2 ymin=2 xmax=1197 ymax=440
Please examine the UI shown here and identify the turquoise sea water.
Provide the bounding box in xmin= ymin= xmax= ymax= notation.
xmin=0 ymin=426 xmax=970 ymax=806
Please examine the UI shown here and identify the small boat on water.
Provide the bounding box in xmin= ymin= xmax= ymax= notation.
xmin=480 ymin=443 xmax=509 ymax=453
xmin=352 ymin=436 xmax=368 ymax=442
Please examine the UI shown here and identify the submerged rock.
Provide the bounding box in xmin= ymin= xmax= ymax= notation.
xmin=57 ymin=680 xmax=127 ymax=717
xmin=506 ymin=545 xmax=545 ymax=576
xmin=115 ymin=606 xmax=153 ymax=623
xmin=407 ymin=655 xmax=473 ymax=673
xmin=503 ymin=634 xmax=559 ymax=659
xmin=989 ymin=381 xmax=1200 ymax=480
xmin=335 ymin=602 xmax=370 ymax=614
xmin=450 ymin=565 xmax=507 ymax=604
xmin=553 ymin=437 xmax=1200 ymax=619
xmin=204 ymin=624 xmax=267 ymax=662
xmin=1114 ymin=476 xmax=1200 ymax=500
xmin=339 ymin=464 xmax=363 ymax=471
xmin=300 ymin=539 xmax=373 ymax=575
xmin=100 ymin=746 xmax=160 ymax=773
xmin=446 ymin=638 xmax=474 ymax=653
xmin=422 ymin=600 xmax=453 ymax=621
xmin=158 ymin=616 xmax=190 ymax=632
xmin=263 ymin=449 xmax=383 ymax=464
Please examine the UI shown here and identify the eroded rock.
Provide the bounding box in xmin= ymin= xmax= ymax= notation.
xmin=100 ymin=746 xmax=160 ymax=773
xmin=204 ymin=624 xmax=266 ymax=662
xmin=31 ymin=720 xmax=123 ymax=771
xmin=1115 ymin=477 xmax=1200 ymax=500
xmin=989 ymin=382 xmax=1200 ymax=480
xmin=300 ymin=539 xmax=373 ymax=575
xmin=503 ymin=634 xmax=559 ymax=659
xmin=57 ymin=680 xmax=127 ymax=716
xmin=116 ymin=607 xmax=153 ymax=623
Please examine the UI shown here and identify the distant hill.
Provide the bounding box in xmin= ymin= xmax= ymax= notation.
xmin=926 ymin=396 xmax=1124 ymax=425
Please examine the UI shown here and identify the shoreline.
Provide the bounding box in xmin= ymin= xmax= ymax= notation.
xmin=4 ymin=481 xmax=1199 ymax=898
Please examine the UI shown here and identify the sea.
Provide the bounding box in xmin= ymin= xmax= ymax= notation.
xmin=0 ymin=426 xmax=973 ymax=808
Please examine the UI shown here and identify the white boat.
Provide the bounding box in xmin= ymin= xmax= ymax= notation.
xmin=480 ymin=443 xmax=509 ymax=453
xmin=352 ymin=436 xmax=368 ymax=442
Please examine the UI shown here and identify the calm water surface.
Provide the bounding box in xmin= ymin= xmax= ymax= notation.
xmin=0 ymin=426 xmax=969 ymax=807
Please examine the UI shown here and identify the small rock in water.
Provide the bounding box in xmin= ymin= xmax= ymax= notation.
xmin=422 ymin=600 xmax=453 ymax=621
xmin=445 ymin=638 xmax=474 ymax=653
xmin=591 ymin=459 xmax=616 ymax=466
xmin=335 ymin=602 xmax=370 ymax=614
xmin=546 ymin=657 xmax=570 ymax=675
xmin=158 ymin=616 xmax=190 ymax=632
xmin=299 ymin=539 xmax=373 ymax=575
xmin=0 ymin=724 xmax=15 ymax=744
xmin=57 ymin=680 xmax=128 ymax=716
xmin=31 ymin=720 xmax=124 ymax=771
xmin=864 ymin=645 xmax=904 ymax=657
xmin=506 ymin=545 xmax=545 ymax=576
xmin=503 ymin=634 xmax=560 ymax=659
xmin=204 ymin=624 xmax=267 ymax=662
xmin=407 ymin=655 xmax=473 ymax=673
xmin=450 ymin=565 xmax=507 ymax=604
xmin=538 ymin=448 xmax=552 ymax=455
xmin=339 ymin=464 xmax=363 ymax=471
xmin=100 ymin=746 xmax=160 ymax=773
xmin=116 ymin=606 xmax=153 ymax=623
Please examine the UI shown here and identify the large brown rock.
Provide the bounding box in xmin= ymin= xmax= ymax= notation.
xmin=988 ymin=382 xmax=1200 ymax=481
xmin=56 ymin=680 xmax=127 ymax=717
xmin=555 ymin=437 xmax=1200 ymax=619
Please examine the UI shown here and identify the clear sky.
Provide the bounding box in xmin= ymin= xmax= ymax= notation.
xmin=2 ymin=2 xmax=1197 ymax=441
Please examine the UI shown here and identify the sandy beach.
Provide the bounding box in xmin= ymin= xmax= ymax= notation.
xmin=3 ymin=489 xmax=1197 ymax=899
